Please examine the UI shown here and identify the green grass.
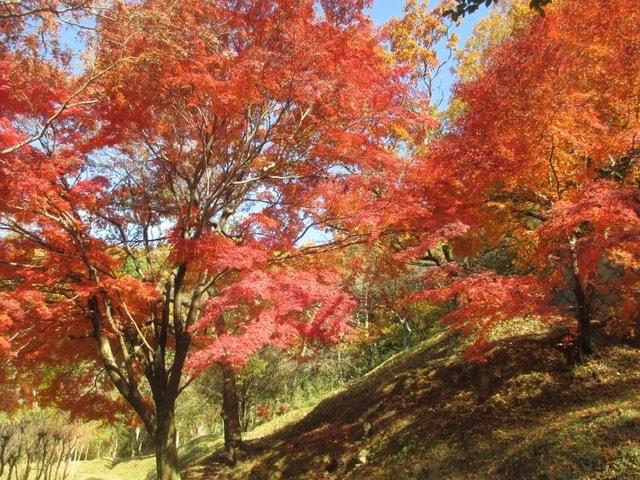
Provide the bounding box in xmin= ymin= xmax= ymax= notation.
xmin=70 ymin=456 xmax=155 ymax=480
xmin=69 ymin=435 xmax=223 ymax=480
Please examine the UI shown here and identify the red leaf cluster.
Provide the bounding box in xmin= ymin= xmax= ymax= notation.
xmin=189 ymin=268 xmax=355 ymax=370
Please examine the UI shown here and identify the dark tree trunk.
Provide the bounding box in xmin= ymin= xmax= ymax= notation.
xmin=154 ymin=407 xmax=180 ymax=480
xmin=87 ymin=258 xmax=201 ymax=480
xmin=242 ymin=398 xmax=255 ymax=433
xmin=570 ymin=238 xmax=594 ymax=363
xmin=574 ymin=273 xmax=594 ymax=361
xmin=220 ymin=363 xmax=243 ymax=465
xmin=442 ymin=243 xmax=453 ymax=262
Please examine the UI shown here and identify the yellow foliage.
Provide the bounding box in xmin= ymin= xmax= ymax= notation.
xmin=385 ymin=0 xmax=457 ymax=85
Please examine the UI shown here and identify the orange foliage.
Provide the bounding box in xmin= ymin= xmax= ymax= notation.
xmin=409 ymin=0 xmax=640 ymax=358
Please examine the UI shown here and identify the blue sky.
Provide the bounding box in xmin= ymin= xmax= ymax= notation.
xmin=369 ymin=1 xmax=404 ymax=21
xmin=367 ymin=1 xmax=490 ymax=106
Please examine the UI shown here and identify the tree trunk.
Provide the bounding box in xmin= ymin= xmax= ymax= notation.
xmin=220 ymin=363 xmax=243 ymax=465
xmin=7 ymin=458 xmax=15 ymax=480
xmin=54 ymin=442 xmax=65 ymax=480
xmin=21 ymin=454 xmax=31 ymax=480
xmin=35 ymin=441 xmax=47 ymax=480
xmin=61 ymin=441 xmax=74 ymax=480
xmin=574 ymin=273 xmax=594 ymax=361
xmin=0 ymin=436 xmax=7 ymax=478
xmin=154 ymin=408 xmax=180 ymax=480
xmin=568 ymin=237 xmax=594 ymax=363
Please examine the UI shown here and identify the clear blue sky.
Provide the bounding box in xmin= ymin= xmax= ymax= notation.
xmin=367 ymin=0 xmax=489 ymax=106
xmin=368 ymin=1 xmax=403 ymax=21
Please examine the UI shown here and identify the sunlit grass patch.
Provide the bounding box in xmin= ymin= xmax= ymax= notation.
xmin=487 ymin=316 xmax=553 ymax=342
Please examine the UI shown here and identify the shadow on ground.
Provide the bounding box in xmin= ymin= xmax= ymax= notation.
xmin=184 ymin=329 xmax=640 ymax=480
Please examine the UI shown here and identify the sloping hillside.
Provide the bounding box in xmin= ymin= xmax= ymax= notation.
xmin=184 ymin=329 xmax=640 ymax=480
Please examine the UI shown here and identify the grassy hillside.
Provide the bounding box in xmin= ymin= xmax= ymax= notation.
xmin=180 ymin=327 xmax=640 ymax=480
xmin=72 ymin=326 xmax=640 ymax=480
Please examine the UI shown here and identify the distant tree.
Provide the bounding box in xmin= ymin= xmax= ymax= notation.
xmin=0 ymin=408 xmax=98 ymax=480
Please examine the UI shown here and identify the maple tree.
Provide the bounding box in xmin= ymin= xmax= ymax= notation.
xmin=0 ymin=0 xmax=433 ymax=477
xmin=188 ymin=264 xmax=355 ymax=461
xmin=408 ymin=0 xmax=640 ymax=361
